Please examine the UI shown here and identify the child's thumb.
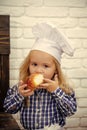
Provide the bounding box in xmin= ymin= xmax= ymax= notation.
xmin=54 ymin=74 xmax=59 ymax=85
xmin=54 ymin=74 xmax=58 ymax=81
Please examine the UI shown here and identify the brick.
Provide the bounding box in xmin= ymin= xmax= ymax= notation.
xmin=70 ymin=8 xmax=87 ymax=17
xmin=61 ymin=59 xmax=82 ymax=68
xmin=11 ymin=19 xmax=23 ymax=28
xmin=11 ymin=17 xmax=39 ymax=27
xmin=44 ymin=0 xmax=86 ymax=7
xmin=83 ymin=59 xmax=87 ymax=68
xmin=71 ymin=79 xmax=80 ymax=88
xmin=11 ymin=17 xmax=78 ymax=28
xmin=74 ymin=49 xmax=87 ymax=58
xmin=80 ymin=118 xmax=87 ymax=126
xmin=10 ymin=80 xmax=18 ymax=87
xmin=0 ymin=0 xmax=43 ymax=6
xmin=52 ymin=18 xmax=78 ymax=28
xmin=70 ymin=39 xmax=82 ymax=49
xmin=67 ymin=69 xmax=87 ymax=78
xmin=23 ymin=28 xmax=33 ymax=38
xmin=67 ymin=127 xmax=87 ymax=130
xmin=79 ymin=18 xmax=87 ymax=27
xmin=22 ymin=49 xmax=31 ymax=58
xmin=81 ymin=79 xmax=87 ymax=88
xmin=25 ymin=7 xmax=68 ymax=17
xmin=74 ymin=107 xmax=87 ymax=118
xmin=0 ymin=6 xmax=24 ymax=16
xmin=65 ymin=118 xmax=79 ymax=127
xmin=10 ymin=28 xmax=23 ymax=38
xmin=78 ymin=98 xmax=87 ymax=107
xmin=75 ymin=88 xmax=87 ymax=98
xmin=11 ymin=38 xmax=34 ymax=49
xmin=0 ymin=0 xmax=25 ymax=6
xmin=66 ymin=29 xmax=87 ymax=38
xmin=24 ymin=0 xmax=43 ymax=6
xmin=10 ymin=59 xmax=23 ymax=69
xmin=83 ymin=40 xmax=87 ymax=48
xmin=10 ymin=69 xmax=19 ymax=80
xmin=10 ymin=49 xmax=23 ymax=58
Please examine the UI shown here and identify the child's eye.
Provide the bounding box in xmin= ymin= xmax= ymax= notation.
xmin=44 ymin=65 xmax=49 ymax=68
xmin=32 ymin=63 xmax=37 ymax=66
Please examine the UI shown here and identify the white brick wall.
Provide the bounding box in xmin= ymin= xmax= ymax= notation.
xmin=0 ymin=0 xmax=87 ymax=129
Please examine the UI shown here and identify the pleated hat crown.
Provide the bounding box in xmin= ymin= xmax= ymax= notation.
xmin=31 ymin=22 xmax=74 ymax=64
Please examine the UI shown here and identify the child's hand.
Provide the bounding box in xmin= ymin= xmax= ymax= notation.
xmin=18 ymin=80 xmax=34 ymax=97
xmin=39 ymin=74 xmax=59 ymax=93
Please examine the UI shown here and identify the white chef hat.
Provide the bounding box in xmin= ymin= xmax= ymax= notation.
xmin=31 ymin=22 xmax=74 ymax=64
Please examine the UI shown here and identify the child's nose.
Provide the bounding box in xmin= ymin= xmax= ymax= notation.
xmin=36 ymin=67 xmax=43 ymax=73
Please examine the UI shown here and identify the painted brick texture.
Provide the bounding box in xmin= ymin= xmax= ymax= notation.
xmin=0 ymin=0 xmax=87 ymax=129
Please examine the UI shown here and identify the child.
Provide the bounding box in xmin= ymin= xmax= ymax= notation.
xmin=4 ymin=23 xmax=77 ymax=130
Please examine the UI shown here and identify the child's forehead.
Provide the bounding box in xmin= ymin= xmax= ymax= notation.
xmin=30 ymin=50 xmax=54 ymax=62
xmin=30 ymin=50 xmax=53 ymax=59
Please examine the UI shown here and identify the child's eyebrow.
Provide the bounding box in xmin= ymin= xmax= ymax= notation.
xmin=30 ymin=60 xmax=37 ymax=63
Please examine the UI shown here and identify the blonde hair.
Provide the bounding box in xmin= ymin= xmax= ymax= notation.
xmin=19 ymin=51 xmax=73 ymax=95
xmin=53 ymin=58 xmax=73 ymax=94
xmin=19 ymin=52 xmax=30 ymax=82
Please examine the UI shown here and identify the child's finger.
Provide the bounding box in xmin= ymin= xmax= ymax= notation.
xmin=19 ymin=80 xmax=24 ymax=86
xmin=22 ymin=90 xmax=34 ymax=97
xmin=54 ymin=74 xmax=58 ymax=81
xmin=22 ymin=89 xmax=31 ymax=93
xmin=19 ymin=84 xmax=27 ymax=90
xmin=39 ymin=83 xmax=49 ymax=89
xmin=43 ymin=78 xmax=52 ymax=83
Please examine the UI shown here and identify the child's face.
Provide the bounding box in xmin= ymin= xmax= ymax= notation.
xmin=29 ymin=50 xmax=56 ymax=80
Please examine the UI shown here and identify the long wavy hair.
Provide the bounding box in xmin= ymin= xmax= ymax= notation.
xmin=53 ymin=58 xmax=73 ymax=94
xmin=19 ymin=51 xmax=73 ymax=95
